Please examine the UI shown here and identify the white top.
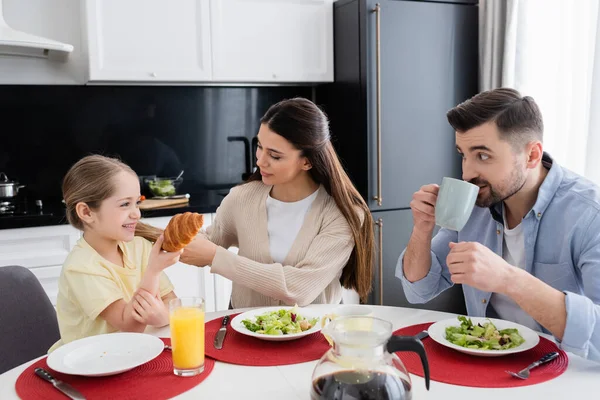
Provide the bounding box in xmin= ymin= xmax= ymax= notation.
xmin=490 ymin=206 xmax=542 ymax=331
xmin=1 ymin=304 xmax=596 ymax=400
xmin=265 ymin=189 xmax=319 ymax=264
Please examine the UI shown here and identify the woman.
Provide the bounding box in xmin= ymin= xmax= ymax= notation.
xmin=138 ymin=97 xmax=374 ymax=307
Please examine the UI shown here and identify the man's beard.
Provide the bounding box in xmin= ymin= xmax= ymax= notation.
xmin=470 ymin=168 xmax=527 ymax=208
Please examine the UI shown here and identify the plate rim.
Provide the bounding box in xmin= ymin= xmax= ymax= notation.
xmin=230 ymin=306 xmax=323 ymax=340
xmin=427 ymin=316 xmax=540 ymax=356
xmin=47 ymin=332 xmax=165 ymax=376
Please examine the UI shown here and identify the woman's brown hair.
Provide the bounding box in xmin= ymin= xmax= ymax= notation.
xmin=62 ymin=154 xmax=137 ymax=230
xmin=247 ymin=97 xmax=374 ymax=301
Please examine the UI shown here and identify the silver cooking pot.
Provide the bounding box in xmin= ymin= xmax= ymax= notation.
xmin=0 ymin=173 xmax=26 ymax=198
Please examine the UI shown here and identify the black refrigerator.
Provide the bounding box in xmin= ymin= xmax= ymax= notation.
xmin=317 ymin=0 xmax=478 ymax=313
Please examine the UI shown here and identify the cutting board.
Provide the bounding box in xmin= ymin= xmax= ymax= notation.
xmin=139 ymin=198 xmax=190 ymax=210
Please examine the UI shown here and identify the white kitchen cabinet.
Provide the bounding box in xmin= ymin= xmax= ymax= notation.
xmin=0 ymin=225 xmax=81 ymax=269
xmin=0 ymin=224 xmax=81 ymax=306
xmin=29 ymin=265 xmax=63 ymax=306
xmin=210 ymin=0 xmax=334 ymax=83
xmin=83 ymin=0 xmax=212 ymax=82
xmin=2 ymin=0 xmax=335 ymax=84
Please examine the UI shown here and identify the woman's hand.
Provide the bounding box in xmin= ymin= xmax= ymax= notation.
xmin=147 ymin=235 xmax=183 ymax=272
xmin=180 ymin=237 xmax=218 ymax=267
xmin=131 ymin=289 xmax=170 ymax=327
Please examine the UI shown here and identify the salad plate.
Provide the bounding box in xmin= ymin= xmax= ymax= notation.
xmin=230 ymin=305 xmax=323 ymax=342
xmin=427 ymin=316 xmax=540 ymax=357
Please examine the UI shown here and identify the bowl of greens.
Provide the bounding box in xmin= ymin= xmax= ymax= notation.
xmin=145 ymin=177 xmax=183 ymax=198
xmin=231 ymin=305 xmax=322 ymax=342
xmin=427 ymin=315 xmax=540 ymax=357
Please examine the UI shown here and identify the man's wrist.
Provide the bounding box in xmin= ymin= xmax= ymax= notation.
xmin=412 ymin=227 xmax=434 ymax=243
xmin=501 ymin=264 xmax=525 ymax=297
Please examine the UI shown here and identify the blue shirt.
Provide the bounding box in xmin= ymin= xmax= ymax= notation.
xmin=397 ymin=153 xmax=600 ymax=361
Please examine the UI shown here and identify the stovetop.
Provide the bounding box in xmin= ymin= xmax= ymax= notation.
xmin=0 ymin=198 xmax=55 ymax=218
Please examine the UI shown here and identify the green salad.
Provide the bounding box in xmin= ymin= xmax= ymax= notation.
xmin=147 ymin=179 xmax=176 ymax=197
xmin=241 ymin=306 xmax=319 ymax=336
xmin=445 ymin=316 xmax=525 ymax=350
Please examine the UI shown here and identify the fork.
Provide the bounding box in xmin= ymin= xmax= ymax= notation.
xmin=505 ymin=352 xmax=559 ymax=379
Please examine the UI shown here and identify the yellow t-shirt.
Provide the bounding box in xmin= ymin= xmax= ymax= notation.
xmin=49 ymin=236 xmax=174 ymax=352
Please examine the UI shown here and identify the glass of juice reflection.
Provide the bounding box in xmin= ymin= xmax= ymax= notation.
xmin=169 ymin=297 xmax=205 ymax=376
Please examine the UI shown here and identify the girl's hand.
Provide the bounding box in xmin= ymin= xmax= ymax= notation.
xmin=147 ymin=235 xmax=183 ymax=272
xmin=180 ymin=237 xmax=217 ymax=266
xmin=131 ymin=289 xmax=170 ymax=327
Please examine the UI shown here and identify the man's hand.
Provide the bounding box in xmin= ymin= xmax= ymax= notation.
xmin=446 ymin=241 xmax=513 ymax=293
xmin=410 ymin=184 xmax=439 ymax=236
xmin=131 ymin=289 xmax=170 ymax=327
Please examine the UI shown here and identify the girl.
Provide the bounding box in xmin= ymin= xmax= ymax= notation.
xmin=49 ymin=155 xmax=181 ymax=352
xmin=137 ymin=97 xmax=374 ymax=308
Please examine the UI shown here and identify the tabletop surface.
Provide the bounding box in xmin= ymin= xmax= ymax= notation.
xmin=1 ymin=304 xmax=599 ymax=399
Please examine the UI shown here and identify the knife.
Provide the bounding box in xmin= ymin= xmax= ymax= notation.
xmin=35 ymin=367 xmax=87 ymax=400
xmin=415 ymin=330 xmax=429 ymax=341
xmin=213 ymin=315 xmax=230 ymax=350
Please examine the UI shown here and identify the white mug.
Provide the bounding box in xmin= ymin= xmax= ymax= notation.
xmin=435 ymin=177 xmax=479 ymax=231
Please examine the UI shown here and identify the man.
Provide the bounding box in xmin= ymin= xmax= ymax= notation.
xmin=397 ymin=88 xmax=600 ymax=361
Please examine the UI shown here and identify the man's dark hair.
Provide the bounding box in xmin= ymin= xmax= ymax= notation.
xmin=446 ymin=88 xmax=544 ymax=149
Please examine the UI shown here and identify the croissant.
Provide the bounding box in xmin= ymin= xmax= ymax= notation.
xmin=162 ymin=212 xmax=204 ymax=252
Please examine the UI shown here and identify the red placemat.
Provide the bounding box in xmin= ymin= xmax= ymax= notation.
xmin=15 ymin=338 xmax=215 ymax=400
xmin=393 ymin=322 xmax=568 ymax=388
xmin=205 ymin=313 xmax=330 ymax=366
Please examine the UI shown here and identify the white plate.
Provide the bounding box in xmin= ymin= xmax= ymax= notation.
xmin=231 ymin=306 xmax=323 ymax=342
xmin=427 ymin=317 xmax=540 ymax=357
xmin=47 ymin=332 xmax=165 ymax=376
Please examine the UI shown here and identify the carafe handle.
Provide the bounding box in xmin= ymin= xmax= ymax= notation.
xmin=386 ymin=336 xmax=430 ymax=390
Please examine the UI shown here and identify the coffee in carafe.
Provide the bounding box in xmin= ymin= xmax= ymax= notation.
xmin=310 ymin=316 xmax=430 ymax=400
xmin=311 ymin=370 xmax=411 ymax=400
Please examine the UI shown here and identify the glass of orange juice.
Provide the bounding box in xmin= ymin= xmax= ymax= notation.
xmin=169 ymin=297 xmax=205 ymax=377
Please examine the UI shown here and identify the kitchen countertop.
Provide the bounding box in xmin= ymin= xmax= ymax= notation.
xmin=0 ymin=189 xmax=229 ymax=230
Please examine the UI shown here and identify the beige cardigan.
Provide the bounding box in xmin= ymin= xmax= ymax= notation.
xmin=203 ymin=181 xmax=355 ymax=308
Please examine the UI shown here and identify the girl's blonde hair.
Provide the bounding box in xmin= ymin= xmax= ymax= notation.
xmin=62 ymin=154 xmax=137 ymax=230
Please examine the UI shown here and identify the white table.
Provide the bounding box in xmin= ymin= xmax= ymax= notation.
xmin=1 ymin=305 xmax=599 ymax=399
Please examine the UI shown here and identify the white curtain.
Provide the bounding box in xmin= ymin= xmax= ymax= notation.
xmin=480 ymin=0 xmax=600 ymax=184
